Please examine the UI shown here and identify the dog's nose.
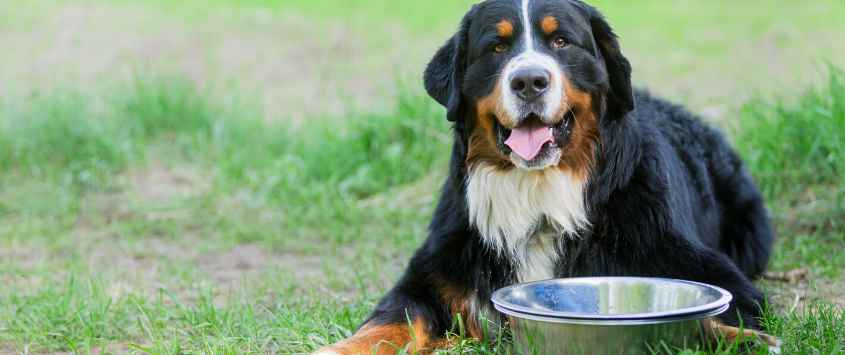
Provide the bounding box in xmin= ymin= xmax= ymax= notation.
xmin=510 ymin=68 xmax=551 ymax=101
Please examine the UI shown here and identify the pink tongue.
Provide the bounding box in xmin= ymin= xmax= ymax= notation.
xmin=504 ymin=121 xmax=554 ymax=161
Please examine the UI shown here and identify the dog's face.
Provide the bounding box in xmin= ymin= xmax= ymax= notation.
xmin=425 ymin=0 xmax=634 ymax=173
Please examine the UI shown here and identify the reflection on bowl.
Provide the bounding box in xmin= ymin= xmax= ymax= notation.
xmin=491 ymin=277 xmax=732 ymax=354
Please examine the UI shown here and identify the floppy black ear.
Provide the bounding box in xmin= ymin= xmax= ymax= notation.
xmin=424 ymin=9 xmax=473 ymax=122
xmin=574 ymin=2 xmax=635 ymax=117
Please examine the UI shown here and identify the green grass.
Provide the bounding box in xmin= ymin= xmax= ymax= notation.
xmin=1 ymin=68 xmax=844 ymax=355
xmin=0 ymin=70 xmax=448 ymax=354
xmin=734 ymin=66 xmax=845 ymax=206
xmin=760 ymin=293 xmax=845 ymax=355
xmin=732 ymin=66 xmax=845 ymax=281
xmin=5 ymin=0 xmax=845 ymax=112
xmin=104 ymin=0 xmax=477 ymax=35
xmin=1 ymin=0 xmax=845 ymax=354
xmin=0 ymin=70 xmax=448 ymax=204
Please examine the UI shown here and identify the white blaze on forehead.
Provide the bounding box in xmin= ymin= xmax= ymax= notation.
xmin=521 ymin=0 xmax=533 ymax=50
xmin=499 ymin=0 xmax=564 ymax=127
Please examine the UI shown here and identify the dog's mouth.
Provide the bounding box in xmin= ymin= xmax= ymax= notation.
xmin=496 ymin=112 xmax=574 ymax=164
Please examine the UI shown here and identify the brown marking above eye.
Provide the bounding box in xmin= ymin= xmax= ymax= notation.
xmin=542 ymin=15 xmax=559 ymax=34
xmin=497 ymin=20 xmax=514 ymax=37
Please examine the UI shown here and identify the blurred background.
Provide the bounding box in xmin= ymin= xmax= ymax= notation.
xmin=1 ymin=0 xmax=844 ymax=354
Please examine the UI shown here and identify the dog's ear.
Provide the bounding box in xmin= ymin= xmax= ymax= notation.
xmin=424 ymin=8 xmax=474 ymax=122
xmin=574 ymin=1 xmax=634 ymax=117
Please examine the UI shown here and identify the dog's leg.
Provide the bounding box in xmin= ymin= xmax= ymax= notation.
xmin=312 ymin=177 xmax=501 ymax=354
xmin=313 ymin=318 xmax=445 ymax=355
xmin=311 ymin=253 xmax=473 ymax=355
xmin=708 ymin=319 xmax=781 ymax=353
xmin=310 ymin=271 xmax=495 ymax=355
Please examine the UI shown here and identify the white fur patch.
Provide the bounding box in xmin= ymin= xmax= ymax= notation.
xmin=467 ymin=164 xmax=589 ymax=283
xmin=470 ymin=291 xmax=502 ymax=336
xmin=522 ymin=0 xmax=533 ymax=50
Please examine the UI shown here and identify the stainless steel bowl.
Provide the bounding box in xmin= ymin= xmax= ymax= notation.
xmin=491 ymin=277 xmax=732 ymax=355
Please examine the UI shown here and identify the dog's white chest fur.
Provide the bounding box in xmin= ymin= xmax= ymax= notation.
xmin=467 ymin=165 xmax=589 ymax=283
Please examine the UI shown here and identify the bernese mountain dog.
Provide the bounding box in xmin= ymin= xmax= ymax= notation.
xmin=314 ymin=0 xmax=776 ymax=353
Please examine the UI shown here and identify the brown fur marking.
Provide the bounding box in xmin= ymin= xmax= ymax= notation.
xmin=497 ymin=20 xmax=514 ymax=37
xmin=468 ymin=78 xmax=511 ymax=169
xmin=315 ymin=319 xmax=444 ymax=355
xmin=554 ymin=74 xmax=600 ymax=180
xmin=542 ymin=16 xmax=558 ymax=34
xmin=708 ymin=319 xmax=780 ymax=350
xmin=434 ymin=276 xmax=485 ymax=338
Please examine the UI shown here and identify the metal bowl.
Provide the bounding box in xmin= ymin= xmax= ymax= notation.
xmin=491 ymin=277 xmax=732 ymax=354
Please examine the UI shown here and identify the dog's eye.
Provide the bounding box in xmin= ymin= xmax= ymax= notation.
xmin=553 ymin=37 xmax=567 ymax=48
xmin=494 ymin=44 xmax=506 ymax=53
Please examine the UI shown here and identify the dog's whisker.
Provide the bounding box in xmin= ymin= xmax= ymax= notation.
xmin=565 ymin=103 xmax=578 ymax=123
xmin=485 ymin=70 xmax=504 ymax=81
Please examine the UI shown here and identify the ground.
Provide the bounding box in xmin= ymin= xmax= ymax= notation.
xmin=0 ymin=0 xmax=844 ymax=354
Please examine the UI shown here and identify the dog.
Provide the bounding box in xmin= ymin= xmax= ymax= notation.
xmin=313 ymin=0 xmax=776 ymax=353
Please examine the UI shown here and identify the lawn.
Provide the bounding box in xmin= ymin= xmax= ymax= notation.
xmin=0 ymin=0 xmax=844 ymax=354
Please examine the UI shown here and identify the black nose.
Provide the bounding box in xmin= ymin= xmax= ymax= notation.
xmin=510 ymin=68 xmax=551 ymax=101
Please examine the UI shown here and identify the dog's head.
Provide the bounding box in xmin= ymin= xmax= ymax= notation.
xmin=425 ymin=0 xmax=633 ymax=173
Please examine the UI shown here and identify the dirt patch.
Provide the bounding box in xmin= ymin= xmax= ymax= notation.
xmin=0 ymin=344 xmax=19 ymax=355
xmin=71 ymin=159 xmax=214 ymax=229
xmin=49 ymin=343 xmax=134 ymax=355
xmin=123 ymin=159 xmax=207 ymax=204
xmin=0 ymin=343 xmax=133 ymax=355
xmin=196 ymin=244 xmax=326 ymax=283
xmin=759 ymin=277 xmax=845 ymax=314
xmin=0 ymin=245 xmax=40 ymax=270
xmin=0 ymin=231 xmax=331 ymax=294
xmin=86 ymin=344 xmax=133 ymax=355
xmin=196 ymin=244 xmax=269 ymax=283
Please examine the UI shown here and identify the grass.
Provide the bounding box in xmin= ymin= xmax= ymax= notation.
xmin=0 ymin=0 xmax=844 ymax=354
xmin=760 ymin=293 xmax=845 ymax=355
xmin=734 ymin=66 xmax=845 ymax=205
xmin=0 ymin=70 xmax=448 ymax=202
xmin=1 ymin=68 xmax=843 ymax=354
xmin=732 ymin=66 xmax=845 ymax=281
xmin=5 ymin=0 xmax=845 ymax=112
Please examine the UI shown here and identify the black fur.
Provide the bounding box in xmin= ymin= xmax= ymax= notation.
xmin=571 ymin=1 xmax=634 ymax=118
xmin=363 ymin=0 xmax=773 ymax=342
xmin=424 ymin=4 xmax=477 ymax=122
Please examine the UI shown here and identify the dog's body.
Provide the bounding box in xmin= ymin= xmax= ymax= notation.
xmin=315 ymin=1 xmax=775 ymax=354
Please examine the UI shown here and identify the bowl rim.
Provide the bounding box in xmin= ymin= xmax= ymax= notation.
xmin=490 ymin=277 xmax=733 ymax=321
xmin=494 ymin=302 xmax=729 ymax=325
